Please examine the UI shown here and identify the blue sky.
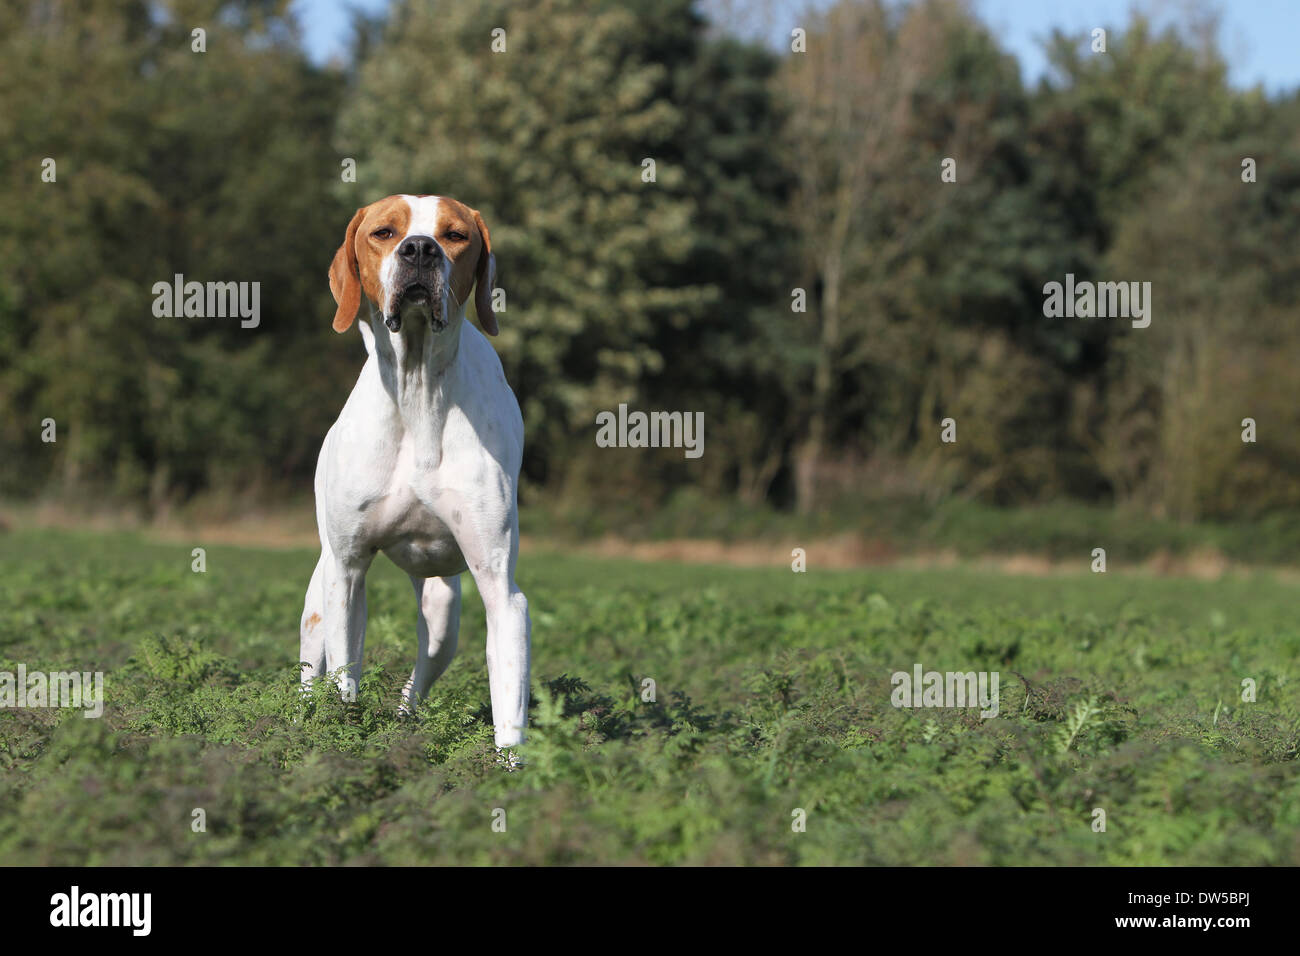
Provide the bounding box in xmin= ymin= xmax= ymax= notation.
xmin=291 ymin=0 xmax=1300 ymax=95
xmin=975 ymin=0 xmax=1299 ymax=94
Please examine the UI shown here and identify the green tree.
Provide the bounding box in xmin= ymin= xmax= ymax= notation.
xmin=337 ymin=0 xmax=696 ymax=473
xmin=0 ymin=0 xmax=347 ymax=506
xmin=780 ymin=0 xmax=1085 ymax=508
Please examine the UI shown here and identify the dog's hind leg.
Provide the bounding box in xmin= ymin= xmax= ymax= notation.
xmin=400 ymin=574 xmax=461 ymax=714
xmin=299 ymin=554 xmax=328 ymax=689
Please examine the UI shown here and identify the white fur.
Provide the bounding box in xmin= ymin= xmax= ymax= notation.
xmin=301 ymin=198 xmax=529 ymax=749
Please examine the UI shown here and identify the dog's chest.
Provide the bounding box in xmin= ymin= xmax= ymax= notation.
xmin=361 ymin=437 xmax=468 ymax=578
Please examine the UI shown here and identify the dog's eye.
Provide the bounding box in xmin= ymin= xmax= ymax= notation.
xmin=372 ymin=228 xmax=394 ymax=240
xmin=446 ymin=231 xmax=467 ymax=242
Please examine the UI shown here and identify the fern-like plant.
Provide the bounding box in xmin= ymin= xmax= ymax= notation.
xmin=1057 ymin=694 xmax=1103 ymax=753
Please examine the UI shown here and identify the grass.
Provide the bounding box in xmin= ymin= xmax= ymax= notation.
xmin=1 ymin=527 xmax=1298 ymax=864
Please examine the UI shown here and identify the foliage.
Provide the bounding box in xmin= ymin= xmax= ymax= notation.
xmin=0 ymin=0 xmax=350 ymax=506
xmin=1 ymin=529 xmax=1298 ymax=864
xmin=2 ymin=0 xmax=1300 ymax=529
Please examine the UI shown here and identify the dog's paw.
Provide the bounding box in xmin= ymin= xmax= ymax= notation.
xmin=495 ymin=747 xmax=525 ymax=771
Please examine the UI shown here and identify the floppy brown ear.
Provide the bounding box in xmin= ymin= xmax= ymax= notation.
xmin=471 ymin=209 xmax=498 ymax=336
xmin=329 ymin=207 xmax=366 ymax=332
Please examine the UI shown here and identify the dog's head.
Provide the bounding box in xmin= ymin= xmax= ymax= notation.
xmin=328 ymin=194 xmax=497 ymax=335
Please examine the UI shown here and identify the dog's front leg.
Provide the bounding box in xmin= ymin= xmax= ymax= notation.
xmin=321 ymin=556 xmax=371 ymax=701
xmin=467 ymin=541 xmax=530 ymax=749
xmin=482 ymin=579 xmax=530 ymax=749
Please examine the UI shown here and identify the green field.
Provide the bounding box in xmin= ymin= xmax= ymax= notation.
xmin=1 ymin=528 xmax=1298 ymax=865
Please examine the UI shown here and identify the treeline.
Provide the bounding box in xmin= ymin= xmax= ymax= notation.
xmin=2 ymin=0 xmax=1298 ymax=522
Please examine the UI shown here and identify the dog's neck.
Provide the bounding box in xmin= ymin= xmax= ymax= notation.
xmin=361 ymin=303 xmax=465 ymax=465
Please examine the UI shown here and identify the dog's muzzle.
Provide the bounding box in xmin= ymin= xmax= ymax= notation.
xmin=384 ymin=233 xmax=449 ymax=333
xmin=387 ymin=276 xmax=447 ymax=332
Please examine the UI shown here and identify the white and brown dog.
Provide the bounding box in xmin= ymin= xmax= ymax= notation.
xmin=299 ymin=194 xmax=529 ymax=750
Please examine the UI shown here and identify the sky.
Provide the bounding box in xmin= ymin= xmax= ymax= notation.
xmin=291 ymin=0 xmax=1300 ymax=95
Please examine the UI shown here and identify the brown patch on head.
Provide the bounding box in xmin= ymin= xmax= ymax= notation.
xmin=434 ymin=198 xmax=481 ymax=306
xmin=327 ymin=196 xmax=411 ymax=332
xmin=435 ymin=197 xmax=498 ymax=335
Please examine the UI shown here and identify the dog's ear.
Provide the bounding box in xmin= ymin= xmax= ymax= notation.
xmin=329 ymin=207 xmax=366 ymax=333
xmin=471 ymin=209 xmax=498 ymax=336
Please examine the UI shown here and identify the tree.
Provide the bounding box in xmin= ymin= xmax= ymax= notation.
xmin=780 ymin=0 xmax=1077 ymax=509
xmin=336 ymin=0 xmax=791 ymax=501
xmin=0 ymin=0 xmax=347 ymax=505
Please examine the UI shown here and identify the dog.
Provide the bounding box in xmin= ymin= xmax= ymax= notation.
xmin=299 ymin=194 xmax=530 ymax=751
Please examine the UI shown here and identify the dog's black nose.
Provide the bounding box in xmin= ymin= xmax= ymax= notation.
xmin=397 ymin=235 xmax=441 ymax=267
